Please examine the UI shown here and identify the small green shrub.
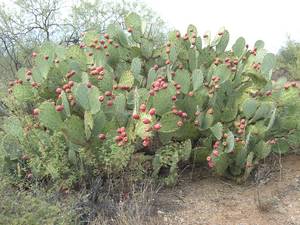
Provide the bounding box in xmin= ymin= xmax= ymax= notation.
xmin=0 ymin=177 xmax=75 ymax=224
xmin=1 ymin=13 xmax=300 ymax=187
xmin=276 ymin=39 xmax=300 ymax=80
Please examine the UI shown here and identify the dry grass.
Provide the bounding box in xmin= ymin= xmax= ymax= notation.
xmin=92 ymin=213 xmax=162 ymax=225
xmin=91 ymin=182 xmax=162 ymax=225
xmin=75 ymin=178 xmax=163 ymax=225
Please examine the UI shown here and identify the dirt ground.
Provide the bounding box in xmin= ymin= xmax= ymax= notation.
xmin=154 ymin=154 xmax=300 ymax=225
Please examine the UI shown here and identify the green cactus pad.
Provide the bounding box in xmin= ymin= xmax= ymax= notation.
xmin=32 ymin=58 xmax=51 ymax=83
xmin=135 ymin=113 xmax=152 ymax=139
xmin=159 ymin=112 xmax=181 ymax=133
xmin=74 ymin=83 xmax=90 ymax=111
xmin=1 ymin=134 xmax=22 ymax=160
xmin=187 ymin=24 xmax=197 ymax=38
xmin=125 ymin=12 xmax=142 ymax=31
xmin=146 ymin=68 xmax=157 ymax=89
xmin=214 ymin=64 xmax=231 ymax=83
xmin=62 ymin=115 xmax=86 ymax=145
xmin=261 ymin=53 xmax=276 ymax=77
xmin=113 ymin=94 xmax=127 ymax=125
xmin=174 ymin=69 xmax=191 ymax=94
xmin=83 ymin=30 xmax=99 ymax=45
xmin=213 ymin=152 xmax=230 ymax=176
xmin=74 ymin=83 xmax=101 ymax=114
xmin=16 ymin=68 xmax=26 ymax=82
xmin=272 ymin=138 xmax=290 ymax=154
xmin=198 ymin=113 xmax=214 ymax=130
xmin=119 ymin=70 xmax=135 ymax=88
xmin=216 ymin=30 xmax=229 ymax=54
xmin=188 ymin=48 xmax=197 ymax=71
xmin=131 ymin=57 xmax=142 ymax=79
xmin=38 ymin=102 xmax=63 ymax=131
xmin=191 ymin=147 xmax=210 ymax=163
xmin=84 ymin=111 xmax=94 ymax=140
xmin=13 ymin=84 xmax=35 ymax=102
xmin=254 ymin=140 xmax=271 ymax=160
xmin=267 ymin=108 xmax=276 ymax=130
xmin=254 ymin=40 xmax=265 ymax=49
xmin=203 ymin=31 xmax=211 ymax=46
xmin=232 ymin=37 xmax=245 ymax=58
xmin=107 ymin=23 xmax=128 ymax=47
xmin=153 ymin=86 xmax=175 ymax=115
xmin=91 ymin=110 xmax=107 ymax=137
xmin=141 ymin=38 xmax=154 ymax=58
xmin=250 ymin=102 xmax=273 ymax=123
xmin=181 ymin=89 xmax=209 ymax=117
xmin=210 ymin=122 xmax=223 ymax=140
xmin=2 ymin=116 xmax=24 ymax=141
xmin=61 ymin=92 xmax=71 ymax=117
xmin=242 ymin=98 xmax=258 ymax=119
xmin=241 ymin=151 xmax=254 ymax=182
xmin=99 ymin=69 xmax=114 ymax=92
xmin=179 ymin=139 xmax=192 ymax=161
xmin=195 ymin=37 xmax=202 ymax=50
xmin=66 ymin=46 xmax=87 ymax=70
xmin=89 ymin=87 xmax=101 ymax=114
xmin=173 ymin=122 xmax=200 ymax=141
xmin=225 ymin=131 xmax=235 ymax=153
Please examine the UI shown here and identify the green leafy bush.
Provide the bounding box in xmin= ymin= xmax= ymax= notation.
xmin=276 ymin=39 xmax=300 ymax=80
xmin=1 ymin=13 xmax=300 ymax=186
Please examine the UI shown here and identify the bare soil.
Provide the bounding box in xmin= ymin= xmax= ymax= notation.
xmin=154 ymin=154 xmax=300 ymax=225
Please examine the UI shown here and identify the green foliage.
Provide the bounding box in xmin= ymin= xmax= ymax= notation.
xmin=192 ymin=69 xmax=204 ymax=91
xmin=38 ymin=102 xmax=63 ymax=131
xmin=0 ymin=177 xmax=75 ymax=224
xmin=0 ymin=0 xmax=168 ymax=91
xmin=63 ymin=115 xmax=86 ymax=145
xmin=1 ymin=12 xmax=300 ymax=190
xmin=232 ymin=37 xmax=246 ymax=58
xmin=152 ymin=87 xmax=174 ymax=115
xmin=276 ymin=39 xmax=300 ymax=80
xmin=94 ymin=138 xmax=135 ymax=174
xmin=153 ymin=140 xmax=192 ymax=185
xmin=210 ymin=122 xmax=223 ymax=140
xmin=159 ymin=112 xmax=181 ymax=133
xmin=242 ymin=98 xmax=258 ymax=119
xmin=12 ymin=84 xmax=35 ymax=102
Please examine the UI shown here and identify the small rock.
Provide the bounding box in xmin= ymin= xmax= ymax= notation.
xmin=158 ymin=210 xmax=165 ymax=215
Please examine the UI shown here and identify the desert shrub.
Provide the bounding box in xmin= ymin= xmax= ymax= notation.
xmin=0 ymin=176 xmax=75 ymax=224
xmin=75 ymin=178 xmax=161 ymax=225
xmin=276 ymin=39 xmax=300 ymax=80
xmin=1 ymin=13 xmax=300 ymax=188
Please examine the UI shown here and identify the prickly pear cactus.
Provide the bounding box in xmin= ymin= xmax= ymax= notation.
xmin=4 ymin=12 xmax=299 ymax=185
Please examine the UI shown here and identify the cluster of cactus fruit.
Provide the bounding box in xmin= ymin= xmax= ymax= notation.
xmin=2 ymin=12 xmax=300 ymax=185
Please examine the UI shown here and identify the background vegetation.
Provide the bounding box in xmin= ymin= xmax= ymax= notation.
xmin=276 ymin=38 xmax=300 ymax=80
xmin=0 ymin=0 xmax=167 ymax=90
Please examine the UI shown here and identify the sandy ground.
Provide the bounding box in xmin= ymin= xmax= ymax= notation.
xmin=154 ymin=154 xmax=300 ymax=225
